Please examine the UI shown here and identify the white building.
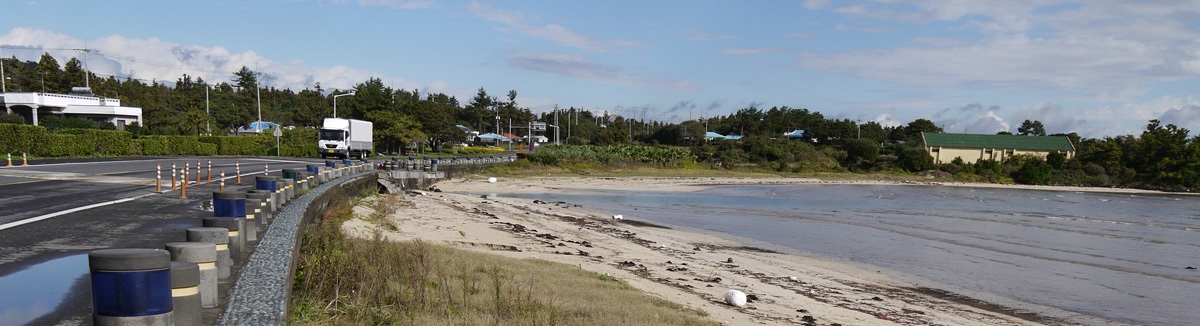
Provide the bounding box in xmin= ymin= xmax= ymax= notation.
xmin=1 ymin=90 xmax=143 ymax=129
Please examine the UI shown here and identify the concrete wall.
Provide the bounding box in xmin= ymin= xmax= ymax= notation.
xmin=929 ymin=146 xmax=1074 ymax=164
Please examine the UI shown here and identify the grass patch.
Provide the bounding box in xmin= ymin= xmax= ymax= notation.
xmin=290 ymin=194 xmax=717 ymax=326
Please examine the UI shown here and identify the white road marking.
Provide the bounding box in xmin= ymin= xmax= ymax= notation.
xmin=0 ymin=193 xmax=157 ymax=231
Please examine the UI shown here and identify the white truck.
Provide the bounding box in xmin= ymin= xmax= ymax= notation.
xmin=318 ymin=118 xmax=373 ymax=159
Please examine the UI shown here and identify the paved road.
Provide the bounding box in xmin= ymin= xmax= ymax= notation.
xmin=0 ymin=157 xmax=336 ymax=325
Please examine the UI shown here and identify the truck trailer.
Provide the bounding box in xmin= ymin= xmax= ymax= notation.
xmin=319 ymin=118 xmax=373 ymax=159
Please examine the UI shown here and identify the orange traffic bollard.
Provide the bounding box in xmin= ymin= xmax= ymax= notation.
xmin=236 ymin=161 xmax=242 ymax=185
xmin=171 ymin=163 xmax=177 ymax=190
xmin=186 ymin=162 xmax=190 ymax=186
xmin=220 ymin=171 xmax=226 ymax=191
xmin=180 ymin=170 xmax=188 ymax=199
xmin=156 ymin=164 xmax=162 ymax=193
xmin=196 ymin=160 xmax=202 ymax=184
xmin=5 ymin=153 xmax=10 ymax=166
xmin=22 ymin=152 xmax=28 ymax=166
xmin=207 ymin=160 xmax=212 ymax=183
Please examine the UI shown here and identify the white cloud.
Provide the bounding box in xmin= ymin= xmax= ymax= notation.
xmin=505 ymin=51 xmax=693 ymax=91
xmin=0 ymin=28 xmax=428 ymax=92
xmin=797 ymin=2 xmax=1200 ymax=94
xmin=466 ymin=2 xmax=638 ymax=52
xmin=720 ymin=48 xmax=774 ymax=56
xmin=355 ymin=0 xmax=436 ymax=9
xmin=692 ymin=33 xmax=735 ymax=41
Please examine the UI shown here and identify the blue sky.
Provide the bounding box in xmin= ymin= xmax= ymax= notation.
xmin=2 ymin=0 xmax=1199 ymax=138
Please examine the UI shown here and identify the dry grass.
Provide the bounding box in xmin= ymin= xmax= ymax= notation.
xmin=289 ymin=194 xmax=717 ymax=326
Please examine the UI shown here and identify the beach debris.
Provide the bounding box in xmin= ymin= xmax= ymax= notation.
xmin=726 ymin=257 xmax=735 ymax=263
xmin=801 ymin=315 xmax=816 ymax=323
xmin=533 ymin=199 xmax=548 ymax=204
xmin=612 ymin=214 xmax=624 ymax=220
xmin=871 ymin=296 xmax=884 ymax=301
xmin=746 ymin=294 xmax=760 ymax=302
xmin=724 ymin=289 xmax=748 ymax=307
xmin=1186 ymin=266 xmax=1196 ymax=270
xmin=788 ymin=276 xmax=799 ymax=282
xmin=487 ymin=177 xmax=497 ymax=183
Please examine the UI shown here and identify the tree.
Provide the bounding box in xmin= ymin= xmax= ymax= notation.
xmin=841 ymin=138 xmax=879 ymax=171
xmin=232 ymin=66 xmax=257 ymax=92
xmin=462 ymin=88 xmax=497 ymax=133
xmin=34 ymin=53 xmax=62 ymax=93
xmin=1018 ymin=120 xmax=1046 ymax=136
xmin=1013 ymin=156 xmax=1052 ymax=185
xmin=898 ymin=146 xmax=934 ymax=172
xmin=903 ymin=118 xmax=942 ymax=142
xmin=62 ymin=58 xmax=86 ymax=91
xmin=367 ymin=110 xmax=425 ymax=155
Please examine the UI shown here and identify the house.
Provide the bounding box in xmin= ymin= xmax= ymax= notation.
xmin=921 ymin=132 xmax=1075 ymax=164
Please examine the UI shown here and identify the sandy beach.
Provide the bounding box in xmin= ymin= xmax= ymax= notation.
xmin=341 ymin=176 xmax=1143 ymax=325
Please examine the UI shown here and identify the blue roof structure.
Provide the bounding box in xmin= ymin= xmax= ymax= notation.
xmin=724 ymin=135 xmax=743 ymax=140
xmin=784 ymin=129 xmax=805 ymax=138
xmin=477 ymin=133 xmax=509 ymax=141
xmin=705 ymin=132 xmax=724 ymax=139
xmin=238 ymin=121 xmax=279 ymax=132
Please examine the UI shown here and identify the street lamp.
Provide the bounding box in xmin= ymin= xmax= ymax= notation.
xmin=333 ymin=91 xmax=356 ymax=118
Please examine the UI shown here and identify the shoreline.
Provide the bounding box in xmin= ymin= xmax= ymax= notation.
xmin=344 ymin=176 xmax=1121 ymax=325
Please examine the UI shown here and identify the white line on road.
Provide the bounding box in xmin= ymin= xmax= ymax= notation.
xmin=0 ymin=193 xmax=158 ymax=231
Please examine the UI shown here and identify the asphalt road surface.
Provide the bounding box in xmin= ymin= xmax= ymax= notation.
xmin=0 ymin=156 xmax=336 ymax=325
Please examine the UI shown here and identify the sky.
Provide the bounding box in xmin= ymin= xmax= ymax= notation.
xmin=2 ymin=0 xmax=1199 ymax=138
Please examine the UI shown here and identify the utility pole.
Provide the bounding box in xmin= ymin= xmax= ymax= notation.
xmin=205 ymin=84 xmax=210 ymax=135
xmin=1 ymin=46 xmax=6 ymax=93
xmin=255 ymin=70 xmax=262 ymax=131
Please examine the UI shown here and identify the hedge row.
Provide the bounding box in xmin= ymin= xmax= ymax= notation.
xmin=0 ymin=123 xmax=315 ymax=158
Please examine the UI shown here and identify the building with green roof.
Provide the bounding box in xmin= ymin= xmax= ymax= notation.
xmin=920 ymin=132 xmax=1075 ymax=164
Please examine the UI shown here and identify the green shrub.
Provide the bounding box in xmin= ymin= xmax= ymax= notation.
xmin=40 ymin=134 xmax=89 ymax=156
xmin=57 ymin=129 xmax=136 ymax=156
xmin=0 ymin=123 xmax=47 ymax=155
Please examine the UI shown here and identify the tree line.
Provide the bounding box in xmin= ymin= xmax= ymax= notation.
xmin=2 ymin=52 xmax=1197 ymax=191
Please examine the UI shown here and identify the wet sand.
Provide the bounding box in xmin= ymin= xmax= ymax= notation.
xmin=342 ymin=177 xmax=1131 ymax=325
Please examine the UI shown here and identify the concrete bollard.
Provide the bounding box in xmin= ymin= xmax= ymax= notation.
xmin=89 ymin=248 xmax=173 ymax=325
xmin=244 ymin=196 xmax=264 ymax=232
xmin=165 ymin=242 xmax=218 ymax=308
xmin=187 ymin=227 xmax=232 ymax=281
xmin=214 ymin=191 xmax=254 ymax=242
xmin=255 ymin=176 xmax=280 ymax=211
xmin=245 ymin=190 xmax=272 ymax=221
xmin=306 ymin=165 xmax=321 ymax=185
xmin=170 ymin=261 xmax=202 ymax=326
xmin=282 ymin=179 xmax=296 ymax=201
xmin=203 ymin=218 xmax=245 ymax=264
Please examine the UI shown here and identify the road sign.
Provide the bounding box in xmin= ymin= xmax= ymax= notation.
xmin=531 ymin=122 xmax=546 ymax=131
